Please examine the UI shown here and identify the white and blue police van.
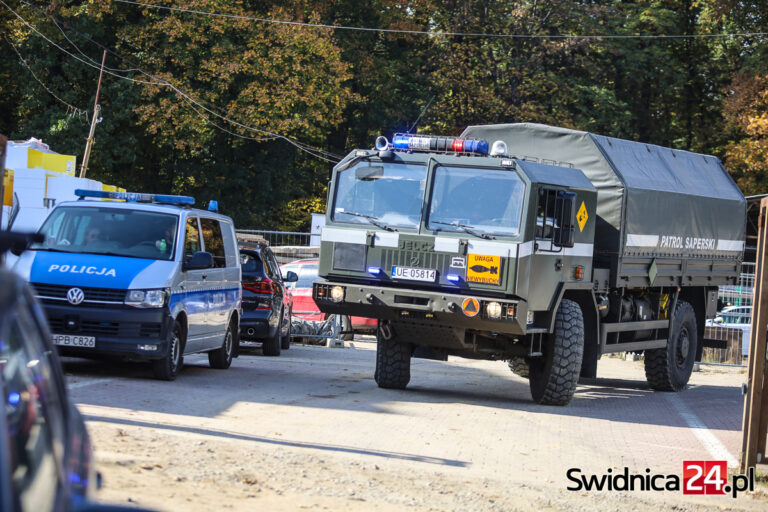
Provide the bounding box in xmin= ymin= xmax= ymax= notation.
xmin=12 ymin=189 xmax=242 ymax=380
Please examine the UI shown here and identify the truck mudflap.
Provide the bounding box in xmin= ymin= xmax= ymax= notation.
xmin=313 ymin=280 xmax=527 ymax=335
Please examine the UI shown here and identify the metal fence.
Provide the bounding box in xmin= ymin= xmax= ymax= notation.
xmin=235 ymin=230 xmax=319 ymax=264
xmin=703 ymin=262 xmax=754 ymax=364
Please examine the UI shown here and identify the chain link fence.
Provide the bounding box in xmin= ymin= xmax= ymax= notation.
xmin=236 ymin=230 xmax=319 ymax=264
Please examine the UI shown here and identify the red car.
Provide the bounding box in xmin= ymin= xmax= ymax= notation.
xmin=280 ymin=259 xmax=377 ymax=335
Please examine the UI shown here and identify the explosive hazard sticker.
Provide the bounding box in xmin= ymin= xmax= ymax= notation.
xmin=467 ymin=254 xmax=501 ymax=285
xmin=577 ymin=201 xmax=588 ymax=232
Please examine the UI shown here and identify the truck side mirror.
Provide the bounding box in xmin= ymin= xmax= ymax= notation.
xmin=554 ymin=192 xmax=576 ymax=248
xmin=183 ymin=251 xmax=213 ymax=271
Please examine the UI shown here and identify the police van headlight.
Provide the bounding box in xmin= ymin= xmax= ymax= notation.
xmin=126 ymin=289 xmax=168 ymax=308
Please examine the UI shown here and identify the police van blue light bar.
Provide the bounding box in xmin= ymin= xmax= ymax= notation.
xmin=389 ymin=133 xmax=489 ymax=155
xmin=74 ymin=189 xmax=195 ymax=206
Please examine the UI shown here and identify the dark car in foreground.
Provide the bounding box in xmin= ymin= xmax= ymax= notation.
xmin=0 ymin=234 xmax=96 ymax=511
xmin=239 ymin=245 xmax=297 ymax=356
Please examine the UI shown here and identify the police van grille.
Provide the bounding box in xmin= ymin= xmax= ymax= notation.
xmin=31 ymin=283 xmax=126 ymax=303
xmin=47 ymin=319 xmax=162 ymax=338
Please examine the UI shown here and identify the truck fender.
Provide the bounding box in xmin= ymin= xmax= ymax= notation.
xmin=550 ymin=283 xmax=599 ymax=379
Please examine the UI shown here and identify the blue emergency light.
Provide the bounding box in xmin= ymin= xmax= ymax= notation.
xmin=74 ymin=189 xmax=195 ymax=206
xmin=388 ymin=133 xmax=489 ymax=155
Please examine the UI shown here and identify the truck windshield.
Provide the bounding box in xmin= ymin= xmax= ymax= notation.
xmin=30 ymin=206 xmax=179 ymax=261
xmin=332 ymin=162 xmax=426 ymax=230
xmin=427 ymin=167 xmax=525 ymax=237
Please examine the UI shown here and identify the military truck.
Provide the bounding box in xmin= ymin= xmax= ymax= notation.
xmin=313 ymin=123 xmax=746 ymax=405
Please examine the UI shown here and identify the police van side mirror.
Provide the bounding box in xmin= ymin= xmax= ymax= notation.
xmin=183 ymin=251 xmax=213 ymax=271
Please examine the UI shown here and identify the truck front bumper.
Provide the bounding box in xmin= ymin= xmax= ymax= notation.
xmin=312 ymin=280 xmax=527 ymax=335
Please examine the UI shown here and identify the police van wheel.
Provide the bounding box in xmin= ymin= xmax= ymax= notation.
xmin=644 ymin=301 xmax=697 ymax=391
xmin=262 ymin=311 xmax=282 ymax=357
xmin=374 ymin=323 xmax=413 ymax=390
xmin=209 ymin=324 xmax=234 ymax=369
xmin=528 ymin=299 xmax=584 ymax=405
xmin=153 ymin=321 xmax=183 ymax=381
xmin=507 ymin=357 xmax=530 ymax=379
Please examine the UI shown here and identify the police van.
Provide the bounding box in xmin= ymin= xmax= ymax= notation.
xmin=12 ymin=189 xmax=242 ymax=380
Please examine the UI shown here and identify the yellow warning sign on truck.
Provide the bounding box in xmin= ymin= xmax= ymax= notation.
xmin=467 ymin=254 xmax=501 ymax=285
xmin=577 ymin=201 xmax=588 ymax=232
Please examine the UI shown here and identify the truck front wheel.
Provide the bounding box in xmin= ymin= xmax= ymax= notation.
xmin=528 ymin=299 xmax=585 ymax=405
xmin=374 ymin=322 xmax=413 ymax=389
xmin=644 ymin=301 xmax=697 ymax=391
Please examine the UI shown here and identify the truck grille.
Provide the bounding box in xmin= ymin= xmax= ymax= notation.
xmin=380 ymin=250 xmax=453 ymax=273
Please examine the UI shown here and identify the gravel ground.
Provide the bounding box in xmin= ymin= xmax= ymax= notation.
xmin=64 ymin=342 xmax=768 ymax=511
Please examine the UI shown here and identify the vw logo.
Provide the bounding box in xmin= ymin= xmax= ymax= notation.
xmin=67 ymin=287 xmax=85 ymax=305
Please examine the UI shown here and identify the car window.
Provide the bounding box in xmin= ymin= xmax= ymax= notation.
xmin=267 ymin=251 xmax=282 ymax=282
xmin=1 ymin=305 xmax=64 ymax=511
xmin=200 ymin=218 xmax=226 ymax=268
xmin=295 ymin=264 xmax=319 ymax=288
xmin=240 ymin=252 xmax=265 ymax=275
xmin=184 ymin=217 xmax=201 ymax=261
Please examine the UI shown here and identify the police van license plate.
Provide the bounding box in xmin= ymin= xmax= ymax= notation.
xmin=52 ymin=334 xmax=95 ymax=348
xmin=391 ymin=266 xmax=437 ymax=282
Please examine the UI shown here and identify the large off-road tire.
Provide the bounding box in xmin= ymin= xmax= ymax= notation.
xmin=374 ymin=323 xmax=413 ymax=389
xmin=153 ymin=320 xmax=184 ymax=381
xmin=528 ymin=299 xmax=584 ymax=405
xmin=507 ymin=357 xmax=530 ymax=379
xmin=280 ymin=309 xmax=292 ymax=350
xmin=209 ymin=322 xmax=234 ymax=369
xmin=262 ymin=310 xmax=282 ymax=356
xmin=644 ymin=300 xmax=697 ymax=391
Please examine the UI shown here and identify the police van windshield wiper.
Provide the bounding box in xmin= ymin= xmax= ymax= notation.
xmin=431 ymin=221 xmax=494 ymax=240
xmin=338 ymin=211 xmax=396 ymax=232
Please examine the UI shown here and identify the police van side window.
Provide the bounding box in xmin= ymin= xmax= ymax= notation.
xmin=184 ymin=217 xmax=201 ymax=261
xmin=200 ymin=218 xmax=226 ymax=268
xmin=219 ymin=221 xmax=237 ymax=268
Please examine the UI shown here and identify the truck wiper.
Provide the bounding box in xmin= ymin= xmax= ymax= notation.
xmin=338 ymin=211 xmax=396 ymax=232
xmin=431 ymin=221 xmax=494 ymax=240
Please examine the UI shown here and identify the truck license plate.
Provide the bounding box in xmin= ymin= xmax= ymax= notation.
xmin=52 ymin=334 xmax=95 ymax=348
xmin=391 ymin=266 xmax=437 ymax=282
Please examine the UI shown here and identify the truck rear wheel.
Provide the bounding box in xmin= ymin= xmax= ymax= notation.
xmin=374 ymin=323 xmax=413 ymax=389
xmin=528 ymin=299 xmax=584 ymax=405
xmin=644 ymin=300 xmax=697 ymax=391
xmin=507 ymin=357 xmax=530 ymax=379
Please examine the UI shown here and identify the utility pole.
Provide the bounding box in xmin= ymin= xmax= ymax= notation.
xmin=79 ymin=50 xmax=107 ymax=179
xmin=741 ymin=196 xmax=768 ymax=473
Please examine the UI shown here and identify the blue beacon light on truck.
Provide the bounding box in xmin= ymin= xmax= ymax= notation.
xmin=388 ymin=134 xmax=489 ymax=155
xmin=74 ymin=189 xmax=195 ymax=206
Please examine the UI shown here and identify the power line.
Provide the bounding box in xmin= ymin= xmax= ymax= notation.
xmin=115 ymin=0 xmax=768 ymax=40
xmin=2 ymin=0 xmax=342 ymax=162
xmin=3 ymin=35 xmax=88 ymax=117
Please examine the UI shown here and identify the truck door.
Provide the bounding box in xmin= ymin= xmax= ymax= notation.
xmin=529 ymin=188 xmax=577 ymax=309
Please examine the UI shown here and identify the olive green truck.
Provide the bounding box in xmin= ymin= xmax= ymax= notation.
xmin=313 ymin=123 xmax=746 ymax=405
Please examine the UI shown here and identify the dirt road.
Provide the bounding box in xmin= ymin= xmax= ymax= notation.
xmin=64 ymin=342 xmax=766 ymax=511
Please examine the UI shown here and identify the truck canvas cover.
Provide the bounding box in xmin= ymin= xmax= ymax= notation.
xmin=461 ymin=123 xmax=746 ymax=260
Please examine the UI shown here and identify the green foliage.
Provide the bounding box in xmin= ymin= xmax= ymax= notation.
xmin=2 ymin=0 xmax=767 ymax=231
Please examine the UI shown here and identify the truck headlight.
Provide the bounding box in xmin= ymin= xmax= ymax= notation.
xmin=330 ymin=286 xmax=345 ymax=303
xmin=486 ymin=301 xmax=502 ymax=319
xmin=126 ymin=289 xmax=168 ymax=308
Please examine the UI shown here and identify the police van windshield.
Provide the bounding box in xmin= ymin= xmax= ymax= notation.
xmin=427 ymin=167 xmax=525 ymax=237
xmin=31 ymin=206 xmax=179 ymax=261
xmin=332 ymin=162 xmax=426 ymax=230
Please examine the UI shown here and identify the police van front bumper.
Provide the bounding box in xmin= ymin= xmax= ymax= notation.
xmin=312 ymin=280 xmax=527 ymax=335
xmin=41 ymin=303 xmax=175 ymax=359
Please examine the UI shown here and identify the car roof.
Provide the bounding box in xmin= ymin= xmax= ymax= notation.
xmin=282 ymin=259 xmax=318 ymax=266
xmin=55 ymin=199 xmax=235 ymax=222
